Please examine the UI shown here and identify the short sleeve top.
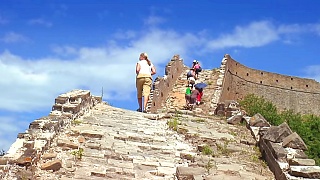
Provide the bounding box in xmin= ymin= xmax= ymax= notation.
xmin=137 ymin=60 xmax=153 ymax=76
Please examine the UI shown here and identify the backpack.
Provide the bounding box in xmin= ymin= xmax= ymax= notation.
xmin=194 ymin=64 xmax=202 ymax=72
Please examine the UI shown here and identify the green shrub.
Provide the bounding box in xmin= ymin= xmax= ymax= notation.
xmin=167 ymin=117 xmax=179 ymax=131
xmin=239 ymin=94 xmax=282 ymax=125
xmin=71 ymin=148 xmax=84 ymax=160
xmin=239 ymin=94 xmax=320 ymax=165
xmin=202 ymin=145 xmax=213 ymax=155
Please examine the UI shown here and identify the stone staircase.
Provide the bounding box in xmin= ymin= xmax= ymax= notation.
xmin=160 ymin=66 xmax=220 ymax=115
xmin=193 ymin=68 xmax=220 ymax=115
xmin=1 ymin=103 xmax=197 ymax=180
xmin=56 ymin=104 xmax=196 ymax=180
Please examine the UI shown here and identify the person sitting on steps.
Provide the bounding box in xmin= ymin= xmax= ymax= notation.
xmin=135 ymin=52 xmax=156 ymax=113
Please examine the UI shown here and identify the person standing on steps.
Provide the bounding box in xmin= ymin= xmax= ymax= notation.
xmin=185 ymin=84 xmax=192 ymax=107
xmin=196 ymin=88 xmax=203 ymax=105
xmin=136 ymin=52 xmax=156 ymax=113
xmin=194 ymin=61 xmax=202 ymax=79
xmin=187 ymin=68 xmax=196 ymax=84
xmin=190 ymin=87 xmax=200 ymax=108
xmin=191 ymin=59 xmax=197 ymax=69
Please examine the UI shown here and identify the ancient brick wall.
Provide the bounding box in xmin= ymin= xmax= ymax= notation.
xmin=0 ymin=90 xmax=102 ymax=168
xmin=220 ymin=54 xmax=320 ymax=115
xmin=149 ymin=55 xmax=184 ymax=113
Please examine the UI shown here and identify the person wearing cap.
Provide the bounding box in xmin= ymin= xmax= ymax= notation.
xmin=136 ymin=52 xmax=156 ymax=113
xmin=191 ymin=60 xmax=197 ymax=69
xmin=187 ymin=68 xmax=196 ymax=83
xmin=194 ymin=61 xmax=202 ymax=79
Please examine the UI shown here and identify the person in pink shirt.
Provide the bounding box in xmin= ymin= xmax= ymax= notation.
xmin=194 ymin=61 xmax=202 ymax=79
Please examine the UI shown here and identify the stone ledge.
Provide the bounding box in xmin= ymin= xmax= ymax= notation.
xmin=241 ymin=114 xmax=320 ymax=180
xmin=1 ymin=89 xmax=101 ymax=178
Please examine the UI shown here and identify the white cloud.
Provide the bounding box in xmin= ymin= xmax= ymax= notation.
xmin=278 ymin=23 xmax=320 ymax=36
xmin=304 ymin=65 xmax=320 ymax=82
xmin=52 ymin=45 xmax=78 ymax=56
xmin=0 ymin=32 xmax=28 ymax=43
xmin=203 ymin=21 xmax=320 ymax=51
xmin=0 ymin=28 xmax=200 ymax=112
xmin=206 ymin=21 xmax=279 ymax=49
xmin=278 ymin=24 xmax=305 ymax=34
xmin=309 ymin=23 xmax=320 ymax=36
xmin=28 ymin=18 xmax=53 ymax=27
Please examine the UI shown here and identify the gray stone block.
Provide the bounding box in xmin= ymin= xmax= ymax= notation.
xmin=290 ymin=166 xmax=320 ymax=179
xmin=249 ymin=113 xmax=270 ymax=127
xmin=266 ymin=141 xmax=287 ymax=160
xmin=262 ymin=122 xmax=292 ymax=143
xmin=282 ymin=132 xmax=307 ymax=150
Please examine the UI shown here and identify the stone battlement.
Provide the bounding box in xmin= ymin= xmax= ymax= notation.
xmin=0 ymin=90 xmax=102 ymax=168
xmin=249 ymin=115 xmax=320 ymax=179
xmin=220 ymin=54 xmax=320 ymax=115
xmin=149 ymin=54 xmax=185 ymax=113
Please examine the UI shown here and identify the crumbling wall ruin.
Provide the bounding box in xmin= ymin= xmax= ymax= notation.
xmin=148 ymin=55 xmax=184 ymax=113
xmin=219 ymin=54 xmax=320 ymax=115
xmin=227 ymin=112 xmax=320 ymax=179
xmin=0 ymin=90 xmax=101 ymax=179
xmin=248 ymin=114 xmax=320 ymax=179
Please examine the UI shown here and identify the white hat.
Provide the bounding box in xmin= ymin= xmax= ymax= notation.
xmin=193 ymin=60 xmax=197 ymax=62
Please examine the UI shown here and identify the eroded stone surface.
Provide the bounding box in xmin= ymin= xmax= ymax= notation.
xmin=289 ymin=166 xmax=320 ymax=179
xmin=282 ymin=132 xmax=308 ymax=150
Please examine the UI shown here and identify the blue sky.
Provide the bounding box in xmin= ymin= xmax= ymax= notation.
xmin=1 ymin=0 xmax=320 ymax=151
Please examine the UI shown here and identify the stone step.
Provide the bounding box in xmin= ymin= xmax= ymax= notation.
xmin=51 ymin=104 xmax=195 ymax=179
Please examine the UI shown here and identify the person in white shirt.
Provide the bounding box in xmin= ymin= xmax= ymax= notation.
xmin=136 ymin=52 xmax=156 ymax=113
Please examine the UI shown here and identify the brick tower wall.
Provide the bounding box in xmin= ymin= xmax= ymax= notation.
xmin=220 ymin=54 xmax=320 ymax=115
xmin=149 ymin=55 xmax=184 ymax=113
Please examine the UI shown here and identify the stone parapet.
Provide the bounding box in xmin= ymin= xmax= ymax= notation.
xmin=51 ymin=89 xmax=101 ymax=119
xmin=243 ymin=114 xmax=320 ymax=179
xmin=0 ymin=89 xmax=101 ymax=178
xmin=149 ymin=54 xmax=185 ymax=113
xmin=213 ymin=54 xmax=228 ymax=115
xmin=219 ymin=54 xmax=320 ymax=115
